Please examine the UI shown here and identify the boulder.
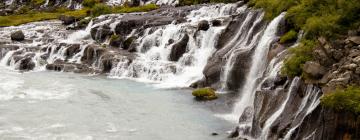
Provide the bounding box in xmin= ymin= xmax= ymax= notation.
xmin=347 ymin=36 xmax=360 ymax=45
xmin=10 ymin=30 xmax=25 ymax=41
xmin=211 ymin=19 xmax=222 ymax=26
xmin=192 ymin=88 xmax=217 ymax=100
xmin=65 ymin=44 xmax=81 ymax=59
xmin=169 ymin=34 xmax=189 ymax=61
xmin=18 ymin=57 xmax=35 ymax=71
xmin=123 ymin=36 xmax=137 ymax=50
xmin=59 ymin=15 xmax=76 ymax=25
xmin=90 ymin=25 xmax=113 ymax=42
xmin=109 ymin=35 xmax=124 ymax=48
xmin=198 ymin=20 xmax=210 ymax=31
xmin=302 ymin=61 xmax=327 ymax=79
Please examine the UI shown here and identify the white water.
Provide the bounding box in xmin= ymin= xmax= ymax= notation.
xmin=222 ymin=12 xmax=286 ymax=122
xmin=0 ymin=67 xmax=234 ymax=140
xmin=260 ymin=77 xmax=300 ymax=139
xmin=109 ymin=4 xmax=242 ymax=88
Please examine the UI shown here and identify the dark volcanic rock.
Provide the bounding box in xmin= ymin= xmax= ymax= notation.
xmin=11 ymin=30 xmax=25 ymax=41
xmin=211 ymin=19 xmax=222 ymax=27
xmin=109 ymin=35 xmax=124 ymax=48
xmin=91 ymin=25 xmax=113 ymax=42
xmin=59 ymin=15 xmax=76 ymax=25
xmin=169 ymin=34 xmax=189 ymax=61
xmin=198 ymin=20 xmax=210 ymax=31
xmin=18 ymin=57 xmax=35 ymax=71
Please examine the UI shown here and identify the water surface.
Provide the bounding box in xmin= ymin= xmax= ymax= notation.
xmin=0 ymin=67 xmax=233 ymax=140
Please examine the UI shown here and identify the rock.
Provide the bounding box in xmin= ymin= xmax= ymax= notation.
xmin=302 ymin=61 xmax=327 ymax=79
xmin=109 ymin=35 xmax=124 ymax=48
xmin=10 ymin=30 xmax=25 ymax=41
xmin=123 ymin=36 xmax=137 ymax=50
xmin=65 ymin=44 xmax=81 ymax=59
xmin=342 ymin=63 xmax=357 ymax=71
xmin=18 ymin=57 xmax=35 ymax=71
xmin=346 ymin=36 xmax=360 ymax=45
xmin=211 ymin=132 xmax=219 ymax=136
xmin=169 ymin=34 xmax=189 ymax=61
xmin=59 ymin=15 xmax=76 ymax=25
xmin=90 ymin=25 xmax=113 ymax=42
xmin=192 ymin=87 xmax=217 ymax=100
xmin=211 ymin=19 xmax=222 ymax=26
xmin=198 ymin=20 xmax=210 ymax=31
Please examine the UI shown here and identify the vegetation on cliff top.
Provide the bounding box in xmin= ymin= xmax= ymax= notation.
xmin=252 ymin=0 xmax=360 ymax=77
xmin=0 ymin=4 xmax=158 ymax=26
xmin=321 ymin=86 xmax=360 ymax=114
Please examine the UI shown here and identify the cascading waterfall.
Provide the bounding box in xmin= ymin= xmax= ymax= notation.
xmin=223 ymin=12 xmax=286 ymax=122
xmin=260 ymin=77 xmax=300 ymax=139
xmin=109 ymin=4 xmax=241 ymax=88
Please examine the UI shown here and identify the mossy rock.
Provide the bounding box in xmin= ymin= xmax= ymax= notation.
xmin=192 ymin=88 xmax=218 ymax=100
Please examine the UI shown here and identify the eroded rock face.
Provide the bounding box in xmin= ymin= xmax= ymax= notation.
xmin=302 ymin=61 xmax=327 ymax=79
xmin=59 ymin=15 xmax=76 ymax=25
xmin=91 ymin=25 xmax=113 ymax=42
xmin=11 ymin=30 xmax=25 ymax=41
xmin=169 ymin=34 xmax=189 ymax=61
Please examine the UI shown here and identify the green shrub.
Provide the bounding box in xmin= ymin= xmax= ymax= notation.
xmin=82 ymin=0 xmax=100 ymax=8
xmin=31 ymin=0 xmax=45 ymax=5
xmin=192 ymin=88 xmax=218 ymax=100
xmin=321 ymin=86 xmax=360 ymax=114
xmin=90 ymin=4 xmax=111 ymax=17
xmin=280 ymin=30 xmax=297 ymax=44
xmin=113 ymin=4 xmax=158 ymax=13
xmin=281 ymin=40 xmax=315 ymax=77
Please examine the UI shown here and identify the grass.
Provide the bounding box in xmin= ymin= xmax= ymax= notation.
xmin=0 ymin=9 xmax=88 ymax=26
xmin=0 ymin=4 xmax=158 ymax=27
xmin=281 ymin=40 xmax=316 ymax=77
xmin=321 ymin=86 xmax=360 ymax=114
xmin=280 ymin=30 xmax=297 ymax=44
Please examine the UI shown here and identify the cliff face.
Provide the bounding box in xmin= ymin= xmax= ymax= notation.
xmin=0 ymin=1 xmax=360 ymax=139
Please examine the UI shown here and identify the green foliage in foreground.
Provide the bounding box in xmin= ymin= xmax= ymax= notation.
xmin=281 ymin=40 xmax=315 ymax=77
xmin=321 ymin=86 xmax=360 ymax=114
xmin=192 ymin=88 xmax=218 ymax=100
xmin=0 ymin=4 xmax=158 ymax=27
xmin=249 ymin=0 xmax=360 ymax=39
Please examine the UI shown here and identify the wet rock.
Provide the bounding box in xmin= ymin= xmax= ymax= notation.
xmin=211 ymin=132 xmax=219 ymax=136
xmin=59 ymin=15 xmax=76 ymax=25
xmin=65 ymin=44 xmax=81 ymax=59
xmin=18 ymin=57 xmax=35 ymax=71
xmin=123 ymin=36 xmax=137 ymax=50
xmin=302 ymin=61 xmax=327 ymax=79
xmin=198 ymin=20 xmax=210 ymax=31
xmin=169 ymin=34 xmax=189 ymax=61
xmin=211 ymin=19 xmax=222 ymax=27
xmin=109 ymin=35 xmax=124 ymax=48
xmin=10 ymin=30 xmax=25 ymax=41
xmin=91 ymin=25 xmax=113 ymax=42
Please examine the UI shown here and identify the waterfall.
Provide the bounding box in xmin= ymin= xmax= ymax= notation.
xmin=260 ymin=77 xmax=300 ymax=139
xmin=109 ymin=4 xmax=241 ymax=88
xmin=222 ymin=12 xmax=285 ymax=122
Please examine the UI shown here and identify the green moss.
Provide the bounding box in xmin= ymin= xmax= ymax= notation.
xmin=281 ymin=40 xmax=315 ymax=77
xmin=280 ymin=30 xmax=297 ymax=44
xmin=90 ymin=4 xmax=112 ymax=17
xmin=178 ymin=0 xmax=237 ymax=6
xmin=192 ymin=88 xmax=218 ymax=100
xmin=321 ymin=86 xmax=360 ymax=114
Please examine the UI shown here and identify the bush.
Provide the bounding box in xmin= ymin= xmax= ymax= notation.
xmin=192 ymin=88 xmax=218 ymax=100
xmin=82 ymin=0 xmax=100 ymax=8
xmin=113 ymin=4 xmax=158 ymax=13
xmin=90 ymin=4 xmax=111 ymax=17
xmin=281 ymin=40 xmax=315 ymax=77
xmin=31 ymin=0 xmax=45 ymax=5
xmin=280 ymin=30 xmax=297 ymax=44
xmin=321 ymin=86 xmax=360 ymax=114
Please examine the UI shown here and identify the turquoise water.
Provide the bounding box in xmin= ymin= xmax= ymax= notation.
xmin=0 ymin=67 xmax=233 ymax=140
